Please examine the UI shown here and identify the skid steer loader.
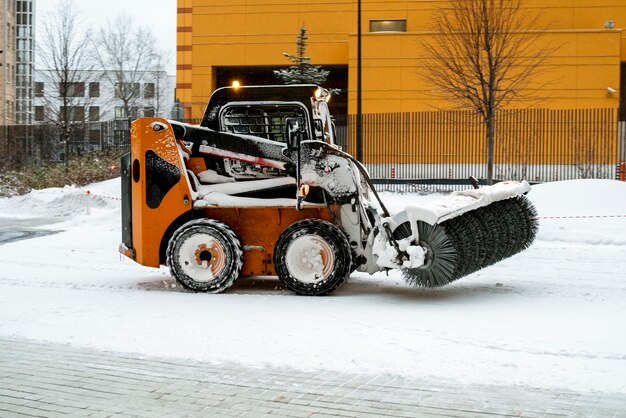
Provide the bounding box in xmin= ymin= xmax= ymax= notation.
xmin=120 ymin=85 xmax=538 ymax=295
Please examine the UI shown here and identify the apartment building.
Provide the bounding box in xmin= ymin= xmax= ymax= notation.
xmin=15 ymin=0 xmax=33 ymax=124
xmin=0 ymin=0 xmax=16 ymax=125
xmin=33 ymin=70 xmax=176 ymax=124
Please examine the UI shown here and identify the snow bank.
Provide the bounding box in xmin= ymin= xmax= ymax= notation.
xmin=0 ymin=179 xmax=120 ymax=219
xmin=529 ymin=179 xmax=626 ymax=245
xmin=530 ymin=179 xmax=626 ymax=217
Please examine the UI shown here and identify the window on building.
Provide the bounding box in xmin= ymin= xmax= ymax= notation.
xmin=60 ymin=82 xmax=85 ymax=97
xmin=144 ymin=83 xmax=155 ymax=99
xmin=115 ymin=82 xmax=140 ymax=99
xmin=115 ymin=106 xmax=128 ymax=119
xmin=34 ymin=81 xmax=44 ymax=97
xmin=73 ymin=106 xmax=85 ymax=121
xmin=34 ymin=106 xmax=44 ymax=122
xmin=370 ymin=19 xmax=407 ymax=32
xmin=17 ymin=25 xmax=29 ymax=37
xmin=143 ymin=107 xmax=155 ymax=118
xmin=89 ymin=106 xmax=100 ymax=122
xmin=89 ymin=82 xmax=100 ymax=97
xmin=72 ymin=127 xmax=86 ymax=143
xmin=60 ymin=106 xmax=85 ymax=122
xmin=131 ymin=106 xmax=139 ymax=120
xmin=89 ymin=129 xmax=100 ymax=145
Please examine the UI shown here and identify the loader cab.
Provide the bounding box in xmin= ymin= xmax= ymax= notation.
xmin=201 ymin=84 xmax=336 ymax=146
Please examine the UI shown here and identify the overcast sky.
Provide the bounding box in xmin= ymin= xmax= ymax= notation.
xmin=36 ymin=0 xmax=177 ymax=74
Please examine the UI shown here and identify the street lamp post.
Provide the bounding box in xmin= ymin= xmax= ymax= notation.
xmin=356 ymin=0 xmax=363 ymax=162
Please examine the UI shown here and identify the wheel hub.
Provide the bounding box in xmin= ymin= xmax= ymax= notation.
xmin=417 ymin=241 xmax=433 ymax=269
xmin=178 ymin=235 xmax=226 ymax=282
xmin=195 ymin=245 xmax=215 ymax=268
xmin=285 ymin=235 xmax=334 ymax=284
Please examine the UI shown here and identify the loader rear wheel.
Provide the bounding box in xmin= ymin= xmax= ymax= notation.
xmin=274 ymin=219 xmax=351 ymax=296
xmin=167 ymin=219 xmax=243 ymax=293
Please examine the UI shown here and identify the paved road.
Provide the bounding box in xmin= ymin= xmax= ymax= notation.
xmin=0 ymin=217 xmax=61 ymax=245
xmin=0 ymin=337 xmax=624 ymax=417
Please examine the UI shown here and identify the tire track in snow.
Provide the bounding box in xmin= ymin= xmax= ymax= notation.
xmin=0 ymin=277 xmax=149 ymax=292
xmin=323 ymin=312 xmax=626 ymax=362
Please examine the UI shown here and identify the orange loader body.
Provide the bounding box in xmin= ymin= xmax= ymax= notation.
xmin=121 ymin=118 xmax=337 ymax=277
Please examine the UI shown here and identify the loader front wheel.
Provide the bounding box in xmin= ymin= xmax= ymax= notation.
xmin=167 ymin=219 xmax=243 ymax=293
xmin=274 ymin=219 xmax=351 ymax=296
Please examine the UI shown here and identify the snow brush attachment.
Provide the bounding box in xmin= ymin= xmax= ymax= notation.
xmin=399 ymin=194 xmax=538 ymax=288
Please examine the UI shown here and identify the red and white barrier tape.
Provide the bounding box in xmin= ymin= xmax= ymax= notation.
xmin=84 ymin=190 xmax=122 ymax=201
xmin=539 ymin=215 xmax=626 ymax=220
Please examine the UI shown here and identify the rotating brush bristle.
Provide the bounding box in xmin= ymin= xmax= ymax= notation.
xmin=401 ymin=195 xmax=539 ymax=288
xmin=395 ymin=221 xmax=457 ymax=288
xmin=501 ymin=196 xmax=539 ymax=256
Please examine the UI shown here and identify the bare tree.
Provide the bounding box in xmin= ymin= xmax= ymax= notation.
xmin=37 ymin=0 xmax=95 ymax=164
xmin=421 ymin=0 xmax=554 ymax=183
xmin=144 ymin=54 xmax=172 ymax=118
xmin=96 ymin=15 xmax=163 ymax=120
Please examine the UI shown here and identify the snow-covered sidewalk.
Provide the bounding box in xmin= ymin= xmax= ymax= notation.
xmin=0 ymin=179 xmax=625 ymax=394
xmin=3 ymin=335 xmax=625 ymax=418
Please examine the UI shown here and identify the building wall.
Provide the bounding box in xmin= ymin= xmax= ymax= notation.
xmin=0 ymin=0 xmax=16 ymax=125
xmin=15 ymin=0 xmax=34 ymax=124
xmin=33 ymin=70 xmax=176 ymax=123
xmin=177 ymin=0 xmax=626 ymax=120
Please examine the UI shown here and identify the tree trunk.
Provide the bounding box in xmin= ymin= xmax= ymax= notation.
xmin=64 ymin=127 xmax=70 ymax=174
xmin=486 ymin=116 xmax=494 ymax=185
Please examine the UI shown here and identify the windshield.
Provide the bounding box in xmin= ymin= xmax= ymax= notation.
xmin=219 ymin=103 xmax=310 ymax=143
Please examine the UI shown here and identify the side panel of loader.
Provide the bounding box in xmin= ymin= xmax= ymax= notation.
xmin=200 ymin=207 xmax=336 ymax=277
xmin=124 ymin=118 xmax=341 ymax=277
xmin=123 ymin=119 xmax=194 ymax=267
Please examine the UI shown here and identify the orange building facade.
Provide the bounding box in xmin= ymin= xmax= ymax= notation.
xmin=177 ymin=0 xmax=626 ymax=119
xmin=176 ymin=1 xmax=626 ymax=181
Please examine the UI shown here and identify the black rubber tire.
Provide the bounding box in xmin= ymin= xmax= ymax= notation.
xmin=274 ymin=219 xmax=352 ymax=296
xmin=167 ymin=219 xmax=243 ymax=293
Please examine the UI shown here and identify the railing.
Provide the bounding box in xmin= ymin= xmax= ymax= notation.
xmin=615 ymin=121 xmax=626 ymax=181
xmin=1 ymin=109 xmax=623 ymax=187
xmin=344 ymin=108 xmax=620 ymax=184
xmin=0 ymin=120 xmax=131 ymax=171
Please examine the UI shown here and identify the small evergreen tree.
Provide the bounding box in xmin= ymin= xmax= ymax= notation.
xmin=274 ymin=26 xmax=329 ymax=85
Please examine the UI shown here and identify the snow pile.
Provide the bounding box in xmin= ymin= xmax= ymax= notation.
xmin=530 ymin=179 xmax=626 ymax=245
xmin=0 ymin=178 xmax=625 ymax=394
xmin=0 ymin=180 xmax=119 ymax=219
xmin=530 ymin=179 xmax=626 ymax=217
xmin=196 ymin=177 xmax=295 ymax=198
xmin=301 ymin=155 xmax=359 ymax=197
xmin=197 ymin=169 xmax=235 ymax=184
xmin=400 ymin=180 xmax=531 ymax=225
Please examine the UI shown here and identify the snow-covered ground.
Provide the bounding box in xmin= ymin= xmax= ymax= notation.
xmin=0 ymin=179 xmax=625 ymax=393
